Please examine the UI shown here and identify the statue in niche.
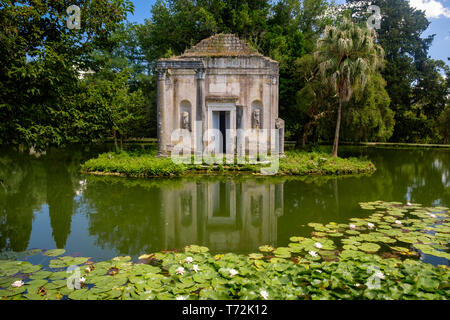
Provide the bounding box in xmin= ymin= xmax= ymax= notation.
xmin=181 ymin=111 xmax=190 ymax=131
xmin=252 ymin=109 xmax=261 ymax=129
xmin=275 ymin=118 xmax=284 ymax=129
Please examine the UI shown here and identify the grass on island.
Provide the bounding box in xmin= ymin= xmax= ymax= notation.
xmin=80 ymin=147 xmax=376 ymax=178
xmin=0 ymin=201 xmax=448 ymax=300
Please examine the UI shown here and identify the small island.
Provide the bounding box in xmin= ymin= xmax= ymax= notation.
xmin=81 ymin=147 xmax=376 ymax=178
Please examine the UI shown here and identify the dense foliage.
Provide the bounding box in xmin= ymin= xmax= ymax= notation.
xmin=0 ymin=201 xmax=448 ymax=300
xmin=0 ymin=0 xmax=448 ymax=151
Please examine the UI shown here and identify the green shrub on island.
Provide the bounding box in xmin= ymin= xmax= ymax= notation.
xmin=81 ymin=150 xmax=187 ymax=177
xmin=81 ymin=149 xmax=376 ymax=178
xmin=0 ymin=201 xmax=448 ymax=300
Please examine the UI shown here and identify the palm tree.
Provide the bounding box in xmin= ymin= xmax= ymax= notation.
xmin=315 ymin=18 xmax=384 ymax=157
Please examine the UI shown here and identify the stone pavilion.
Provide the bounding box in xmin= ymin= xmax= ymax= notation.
xmin=156 ymin=34 xmax=284 ymax=157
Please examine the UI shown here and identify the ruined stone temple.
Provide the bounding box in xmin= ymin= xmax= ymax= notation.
xmin=156 ymin=34 xmax=284 ymax=156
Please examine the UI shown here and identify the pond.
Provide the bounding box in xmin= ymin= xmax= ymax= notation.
xmin=0 ymin=145 xmax=449 ymax=265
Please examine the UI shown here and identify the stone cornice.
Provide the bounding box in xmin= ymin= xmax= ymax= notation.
xmin=156 ymin=60 xmax=205 ymax=70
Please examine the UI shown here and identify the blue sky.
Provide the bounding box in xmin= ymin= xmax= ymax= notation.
xmin=127 ymin=0 xmax=449 ymax=64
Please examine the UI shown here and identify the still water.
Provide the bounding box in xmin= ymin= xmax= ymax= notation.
xmin=0 ymin=145 xmax=449 ymax=262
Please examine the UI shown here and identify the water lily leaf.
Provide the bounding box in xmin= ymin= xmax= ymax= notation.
xmin=44 ymin=279 xmax=67 ymax=290
xmin=274 ymin=247 xmax=291 ymax=258
xmin=327 ymin=232 xmax=344 ymax=237
xmin=68 ymin=288 xmax=89 ymax=300
xmin=24 ymin=249 xmax=42 ymax=257
xmin=106 ymin=288 xmax=123 ymax=299
xmin=359 ymin=243 xmax=381 ymax=253
xmin=30 ymin=271 xmax=52 ymax=280
xmin=339 ymin=249 xmax=364 ymax=260
xmin=43 ymin=249 xmax=66 ymax=257
xmin=48 ymin=271 xmax=68 ymax=280
xmin=19 ymin=264 xmax=41 ymax=274
xmin=1 ymin=267 xmax=20 ymax=277
xmin=258 ymin=245 xmax=275 ymax=253
xmin=390 ymin=246 xmax=409 ymax=253
xmin=25 ymin=279 xmax=48 ymax=291
xmin=0 ymin=286 xmax=26 ymax=298
xmin=24 ymin=292 xmax=46 ymax=300
xmin=49 ymin=259 xmax=67 ymax=269
xmin=138 ymin=291 xmax=156 ymax=300
xmin=343 ymin=245 xmax=359 ymax=251
xmin=417 ymin=277 xmax=440 ymax=291
xmin=112 ymin=256 xmax=132 ymax=262
xmin=0 ymin=277 xmax=21 ymax=288
xmin=184 ymin=245 xmax=209 ymax=254
xmin=199 ymin=288 xmax=230 ymax=300
xmin=132 ymin=264 xmax=161 ymax=275
xmin=138 ymin=253 xmax=152 ymax=260
xmin=53 ymin=256 xmax=89 ymax=267
xmin=248 ymin=253 xmax=264 ymax=260
xmin=192 ymin=273 xmax=210 ymax=284
xmin=312 ymin=232 xmax=328 ymax=237
xmin=396 ymin=236 xmax=417 ymax=244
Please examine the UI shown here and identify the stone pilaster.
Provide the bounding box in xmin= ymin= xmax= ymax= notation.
xmin=195 ymin=68 xmax=206 ymax=161
xmin=157 ymin=69 xmax=168 ymax=156
xmin=276 ymin=118 xmax=285 ymax=157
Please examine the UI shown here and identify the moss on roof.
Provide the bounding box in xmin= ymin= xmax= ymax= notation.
xmin=180 ymin=34 xmax=261 ymax=57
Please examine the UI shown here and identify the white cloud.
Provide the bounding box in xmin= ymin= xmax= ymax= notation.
xmin=409 ymin=0 xmax=450 ymax=18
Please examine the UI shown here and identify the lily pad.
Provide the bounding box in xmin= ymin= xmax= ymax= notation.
xmin=359 ymin=243 xmax=381 ymax=253
xmin=258 ymin=245 xmax=275 ymax=253
xmin=43 ymin=249 xmax=66 ymax=257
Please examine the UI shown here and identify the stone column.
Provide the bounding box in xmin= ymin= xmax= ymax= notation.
xmin=157 ymin=69 xmax=167 ymax=156
xmin=195 ymin=68 xmax=206 ymax=161
xmin=236 ymin=105 xmax=244 ymax=160
xmin=276 ymin=118 xmax=285 ymax=157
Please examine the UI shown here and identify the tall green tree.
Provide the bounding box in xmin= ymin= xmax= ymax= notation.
xmin=315 ymin=18 xmax=384 ymax=157
xmin=0 ymin=0 xmax=134 ymax=150
xmin=346 ymin=0 xmax=448 ymax=143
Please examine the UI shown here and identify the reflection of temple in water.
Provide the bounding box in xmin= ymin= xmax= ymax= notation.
xmin=159 ymin=180 xmax=284 ymax=253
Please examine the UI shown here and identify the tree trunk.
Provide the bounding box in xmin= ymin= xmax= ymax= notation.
xmin=300 ymin=112 xmax=327 ymax=148
xmin=331 ymin=99 xmax=342 ymax=158
xmin=113 ymin=129 xmax=119 ymax=153
xmin=301 ymin=122 xmax=314 ymax=148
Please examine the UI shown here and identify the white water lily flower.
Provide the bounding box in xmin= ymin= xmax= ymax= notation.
xmin=308 ymin=251 xmax=318 ymax=257
xmin=192 ymin=264 xmax=200 ymax=273
xmin=229 ymin=269 xmax=239 ymax=277
xmin=374 ymin=271 xmax=385 ymax=279
xmin=429 ymin=214 xmax=437 ymax=218
xmin=11 ymin=280 xmax=24 ymax=288
xmin=176 ymin=296 xmax=188 ymax=300
xmin=355 ymin=283 xmax=361 ymax=287
xmin=349 ymin=224 xmax=356 ymax=230
xmin=314 ymin=242 xmax=323 ymax=249
xmin=175 ymin=267 xmax=185 ymax=275
xmin=368 ymin=222 xmax=375 ymax=229
xmin=185 ymin=256 xmax=194 ymax=263
xmin=260 ymin=290 xmax=269 ymax=300
xmin=395 ymin=220 xmax=402 ymax=225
